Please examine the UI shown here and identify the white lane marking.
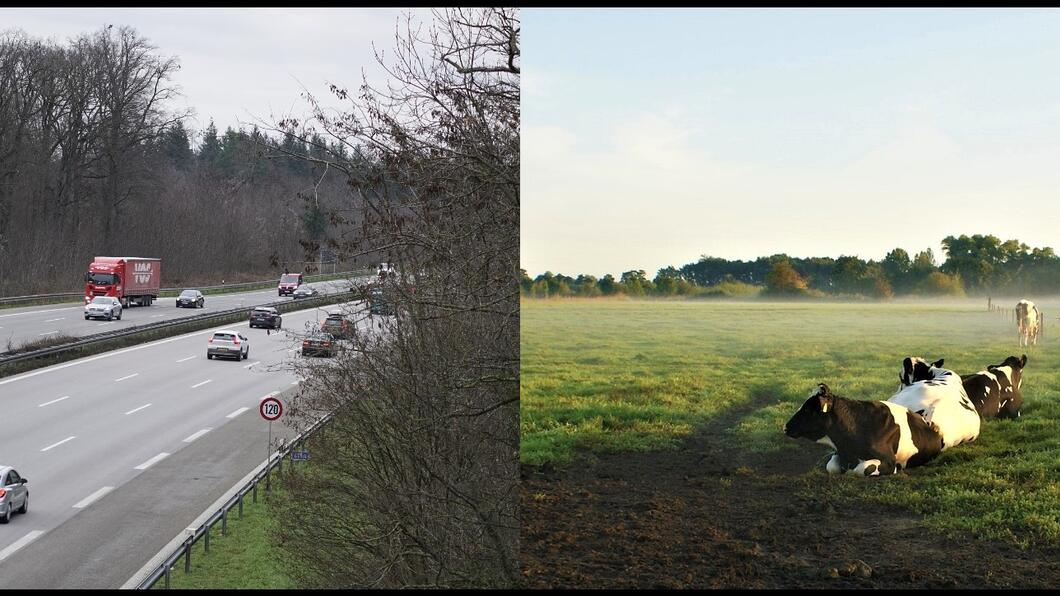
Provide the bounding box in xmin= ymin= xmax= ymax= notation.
xmin=125 ymin=403 xmax=152 ymax=415
xmin=134 ymin=452 xmax=170 ymax=470
xmin=41 ymin=436 xmax=76 ymax=452
xmin=44 ymin=317 xmax=65 ymax=322
xmin=0 ymin=530 xmax=45 ymax=561
xmin=115 ymin=373 xmax=139 ymax=382
xmin=38 ymin=395 xmax=71 ymax=407
xmin=0 ymin=301 xmax=352 ymax=387
xmin=39 ymin=330 xmax=59 ymax=336
xmin=176 ymin=355 xmax=196 ymax=362
xmin=243 ymin=361 xmax=261 ymax=369
xmin=72 ymin=486 xmax=114 ymax=509
xmin=182 ymin=428 xmax=212 ymax=443
xmin=191 ymin=379 xmax=212 ymax=388
xmin=259 ymin=392 xmax=279 ymax=401
xmin=152 ymin=314 xmax=165 ymax=318
xmin=0 ymin=306 xmax=74 ymax=319
xmin=226 ymin=406 xmax=249 ymax=418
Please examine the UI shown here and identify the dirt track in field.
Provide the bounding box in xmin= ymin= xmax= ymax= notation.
xmin=520 ymin=396 xmax=1060 ymax=589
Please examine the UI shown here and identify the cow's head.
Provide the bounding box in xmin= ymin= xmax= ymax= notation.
xmin=784 ymin=383 xmax=835 ymax=440
xmin=899 ymin=356 xmax=945 ymax=387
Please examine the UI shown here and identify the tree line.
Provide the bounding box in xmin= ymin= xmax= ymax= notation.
xmin=523 ymin=234 xmax=1060 ymax=298
xmin=0 ymin=25 xmax=360 ymax=295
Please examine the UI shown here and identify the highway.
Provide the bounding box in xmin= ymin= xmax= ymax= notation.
xmin=0 ymin=277 xmax=365 ymax=353
xmin=0 ymin=299 xmax=369 ymax=588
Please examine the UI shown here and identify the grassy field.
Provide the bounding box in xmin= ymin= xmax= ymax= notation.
xmin=521 ymin=297 xmax=1060 ymax=547
xmin=161 ymin=484 xmax=296 ymax=589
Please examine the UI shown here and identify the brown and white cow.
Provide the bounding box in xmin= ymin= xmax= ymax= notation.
xmin=1016 ymin=299 xmax=1040 ymax=347
xmin=784 ymin=383 xmax=944 ymax=476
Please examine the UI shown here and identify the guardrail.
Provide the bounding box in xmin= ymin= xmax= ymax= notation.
xmin=0 ymin=270 xmax=368 ymax=306
xmin=136 ymin=410 xmax=334 ymax=589
xmin=0 ymin=289 xmax=358 ymax=366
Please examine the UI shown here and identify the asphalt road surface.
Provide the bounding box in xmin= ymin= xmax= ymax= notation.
xmin=0 ymin=277 xmax=366 ymax=353
xmin=0 ymin=300 xmax=371 ymax=588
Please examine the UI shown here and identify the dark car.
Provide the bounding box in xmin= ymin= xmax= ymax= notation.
xmin=293 ymin=285 xmax=319 ymax=299
xmin=249 ymin=306 xmax=282 ymax=329
xmin=302 ymin=331 xmax=336 ymax=357
xmin=321 ymin=311 xmax=355 ymax=339
xmin=176 ymin=289 xmax=204 ymax=308
xmin=368 ymin=286 xmax=394 ymax=316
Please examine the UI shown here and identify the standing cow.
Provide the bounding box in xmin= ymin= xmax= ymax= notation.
xmin=784 ymin=383 xmax=944 ymax=476
xmin=1016 ymin=299 xmax=1040 ymax=347
xmin=889 ymin=357 xmax=980 ymax=449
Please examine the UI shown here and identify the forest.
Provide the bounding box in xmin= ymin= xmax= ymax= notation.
xmin=0 ymin=25 xmax=357 ymax=295
xmin=522 ymin=234 xmax=1060 ymax=298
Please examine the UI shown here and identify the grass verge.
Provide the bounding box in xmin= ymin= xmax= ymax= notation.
xmin=157 ymin=482 xmax=297 ymax=589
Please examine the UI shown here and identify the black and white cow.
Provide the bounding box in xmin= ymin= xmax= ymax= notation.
xmin=899 ymin=355 xmax=1028 ymax=421
xmin=961 ymin=355 xmax=1027 ymax=420
xmin=889 ymin=357 xmax=980 ymax=449
xmin=1016 ymin=299 xmax=1040 ymax=347
xmin=784 ymin=383 xmax=944 ymax=476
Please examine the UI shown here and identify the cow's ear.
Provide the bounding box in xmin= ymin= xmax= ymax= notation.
xmin=902 ymin=357 xmax=914 ymax=379
xmin=932 ymin=358 xmax=944 ymax=368
xmin=1020 ymin=354 xmax=1028 ymax=367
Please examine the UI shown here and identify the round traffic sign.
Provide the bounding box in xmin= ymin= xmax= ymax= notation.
xmin=260 ymin=396 xmax=283 ymax=421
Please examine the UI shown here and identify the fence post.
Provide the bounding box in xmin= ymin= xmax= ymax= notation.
xmin=204 ymin=525 xmax=210 ymax=553
xmin=164 ymin=563 xmax=171 ymax=589
xmin=184 ymin=538 xmax=191 ymax=573
xmin=222 ymin=509 xmax=228 ymax=536
xmin=253 ymin=482 xmax=258 ymax=504
xmin=238 ymin=492 xmax=244 ymax=519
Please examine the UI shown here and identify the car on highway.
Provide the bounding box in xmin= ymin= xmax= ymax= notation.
xmin=207 ymin=329 xmax=249 ymax=361
xmin=321 ymin=311 xmax=355 ymax=339
xmin=249 ymin=306 xmax=282 ymax=329
xmin=301 ymin=330 xmax=337 ymax=357
xmin=0 ymin=466 xmax=29 ymax=524
xmin=176 ymin=289 xmax=205 ymax=308
xmin=278 ymin=272 xmax=304 ymax=296
xmin=368 ymin=286 xmax=394 ymax=316
xmin=292 ymin=285 xmax=319 ymax=299
xmin=84 ymin=295 xmax=123 ymax=320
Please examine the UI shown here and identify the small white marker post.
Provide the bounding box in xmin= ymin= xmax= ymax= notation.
xmin=259 ymin=396 xmax=283 ymax=497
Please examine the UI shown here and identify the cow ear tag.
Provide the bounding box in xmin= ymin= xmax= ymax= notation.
xmin=820 ymin=399 xmax=829 ymax=413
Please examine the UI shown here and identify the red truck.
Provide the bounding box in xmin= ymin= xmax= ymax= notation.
xmin=84 ymin=256 xmax=161 ymax=307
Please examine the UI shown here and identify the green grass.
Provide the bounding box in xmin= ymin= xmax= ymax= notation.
xmin=521 ymin=298 xmax=1060 ymax=547
xmin=161 ymin=482 xmax=297 ymax=589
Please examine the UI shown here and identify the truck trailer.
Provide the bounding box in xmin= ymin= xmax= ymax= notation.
xmin=84 ymin=256 xmax=161 ymax=308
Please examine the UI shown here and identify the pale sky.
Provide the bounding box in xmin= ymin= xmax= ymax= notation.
xmin=1 ymin=7 xmax=417 ymax=143
xmin=522 ymin=8 xmax=1060 ymax=279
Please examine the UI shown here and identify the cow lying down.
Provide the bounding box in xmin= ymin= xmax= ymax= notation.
xmin=784 ymin=383 xmax=944 ymax=476
xmin=891 ymin=357 xmax=981 ymax=449
xmin=901 ymin=354 xmax=1028 ymax=421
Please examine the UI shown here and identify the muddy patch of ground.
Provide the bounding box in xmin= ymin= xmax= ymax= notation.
xmin=521 ymin=400 xmax=1059 ymax=588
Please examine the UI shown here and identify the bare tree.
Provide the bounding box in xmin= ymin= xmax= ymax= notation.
xmin=270 ymin=7 xmax=519 ymax=588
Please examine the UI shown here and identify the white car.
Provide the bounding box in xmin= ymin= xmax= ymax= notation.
xmin=85 ymin=296 xmax=122 ymax=320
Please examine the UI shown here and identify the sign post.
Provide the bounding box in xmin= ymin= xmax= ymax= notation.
xmin=260 ymin=396 xmax=283 ymax=495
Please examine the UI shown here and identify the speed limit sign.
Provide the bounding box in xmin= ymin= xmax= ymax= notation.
xmin=260 ymin=396 xmax=283 ymax=421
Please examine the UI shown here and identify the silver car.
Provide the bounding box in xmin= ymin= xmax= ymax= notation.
xmin=84 ymin=296 xmax=122 ymax=321
xmin=0 ymin=466 xmax=29 ymax=524
xmin=207 ymin=329 xmax=249 ymax=361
